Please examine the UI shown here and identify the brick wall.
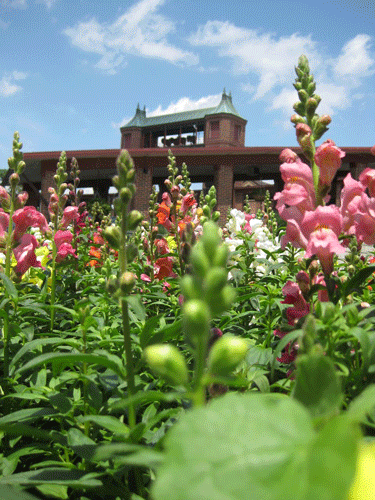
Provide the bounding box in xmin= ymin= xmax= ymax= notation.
xmin=133 ymin=160 xmax=153 ymax=217
xmin=214 ymin=163 xmax=234 ymax=226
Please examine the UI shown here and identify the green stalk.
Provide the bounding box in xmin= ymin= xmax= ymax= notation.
xmin=119 ymin=204 xmax=136 ymax=429
xmin=191 ymin=334 xmax=209 ymax=407
xmin=3 ymin=184 xmax=17 ymax=378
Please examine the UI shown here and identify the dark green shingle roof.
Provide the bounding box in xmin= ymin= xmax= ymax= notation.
xmin=121 ymin=90 xmax=245 ymax=130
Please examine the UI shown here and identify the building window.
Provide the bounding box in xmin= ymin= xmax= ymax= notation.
xmin=123 ymin=133 xmax=131 ymax=149
xmin=234 ymin=124 xmax=241 ymax=142
xmin=210 ymin=120 xmax=220 ymax=139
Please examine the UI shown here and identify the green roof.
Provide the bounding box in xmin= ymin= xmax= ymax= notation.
xmin=121 ymin=90 xmax=245 ymax=130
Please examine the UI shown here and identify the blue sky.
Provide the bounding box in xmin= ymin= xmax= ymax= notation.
xmin=1 ymin=0 xmax=374 ymax=171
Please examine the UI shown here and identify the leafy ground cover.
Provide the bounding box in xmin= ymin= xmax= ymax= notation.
xmin=1 ymin=56 xmax=375 ymax=500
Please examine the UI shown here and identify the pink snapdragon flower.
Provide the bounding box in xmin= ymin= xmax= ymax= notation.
xmin=359 ymin=168 xmax=375 ymax=197
xmin=54 ymin=230 xmax=73 ymax=248
xmin=354 ymin=195 xmax=375 ymax=245
xmin=54 ymin=230 xmax=76 ymax=263
xmin=13 ymin=234 xmax=41 ymax=276
xmin=55 ymin=242 xmax=77 ymax=263
xmin=60 ymin=206 xmax=79 ymax=229
xmin=274 ymin=158 xmax=316 ymax=214
xmin=302 ymin=205 xmax=346 ymax=275
xmin=0 ymin=209 xmax=10 ymax=239
xmin=281 ymin=281 xmax=310 ymax=325
xmin=12 ymin=206 xmax=50 ymax=241
xmin=154 ymin=238 xmax=169 ymax=256
xmin=180 ymin=193 xmax=197 ymax=214
xmin=314 ymin=139 xmax=345 ymax=187
xmin=339 ymin=173 xmax=366 ymax=234
xmin=279 ymin=148 xmax=298 ymax=164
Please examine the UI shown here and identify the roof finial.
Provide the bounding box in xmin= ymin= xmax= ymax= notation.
xmin=136 ymin=103 xmax=140 ymax=113
xmin=229 ymin=91 xmax=232 ymax=102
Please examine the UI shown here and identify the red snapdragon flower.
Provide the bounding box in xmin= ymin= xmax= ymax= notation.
xmin=13 ymin=234 xmax=41 ymax=276
xmin=12 ymin=206 xmax=50 ymax=241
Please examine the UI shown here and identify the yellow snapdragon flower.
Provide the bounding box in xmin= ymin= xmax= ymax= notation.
xmin=348 ymin=441 xmax=375 ymax=500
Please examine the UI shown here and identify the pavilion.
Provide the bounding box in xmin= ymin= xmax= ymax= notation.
xmin=19 ymin=89 xmax=375 ymax=222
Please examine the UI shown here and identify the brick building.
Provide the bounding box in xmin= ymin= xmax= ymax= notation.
xmin=20 ymin=89 xmax=375 ymax=222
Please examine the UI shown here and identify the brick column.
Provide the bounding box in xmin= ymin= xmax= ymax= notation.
xmin=133 ymin=160 xmax=153 ymax=217
xmin=352 ymin=162 xmax=367 ymax=180
xmin=214 ymin=163 xmax=234 ymax=226
xmin=22 ymin=183 xmax=40 ymax=209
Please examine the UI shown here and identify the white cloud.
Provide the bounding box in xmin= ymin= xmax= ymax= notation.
xmin=148 ymin=93 xmax=221 ymax=116
xmin=189 ymin=21 xmax=319 ymax=99
xmin=190 ymin=21 xmax=374 ymax=120
xmin=113 ymin=93 xmax=221 ymax=129
xmin=64 ymin=0 xmax=198 ymax=74
xmin=36 ymin=0 xmax=58 ymax=8
xmin=0 ymin=71 xmax=27 ymax=97
xmin=333 ymin=34 xmax=374 ymax=78
xmin=0 ymin=0 xmax=27 ymax=8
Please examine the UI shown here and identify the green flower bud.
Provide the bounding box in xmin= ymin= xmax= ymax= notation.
xmin=16 ymin=160 xmax=25 ymax=175
xmin=183 ymin=299 xmax=211 ymax=339
xmin=180 ymin=275 xmax=199 ymax=301
xmin=201 ymin=221 xmax=221 ymax=261
xmin=106 ymin=277 xmax=119 ymax=294
xmin=120 ymin=187 xmax=132 ymax=204
xmin=126 ymin=168 xmax=135 ymax=182
xmin=290 ymin=114 xmax=306 ymax=125
xmin=119 ymin=272 xmax=136 ymax=294
xmin=126 ymin=244 xmax=138 ymax=263
xmin=293 ymin=101 xmax=305 ymax=116
xmin=144 ymin=344 xmax=188 ymax=386
xmin=210 ymin=285 xmax=236 ymax=316
xmin=103 ymin=225 xmax=121 ymax=249
xmin=190 ymin=243 xmax=210 ymax=278
xmin=306 ymin=98 xmax=318 ymax=116
xmin=298 ymin=89 xmax=309 ymax=103
xmin=307 ymin=82 xmax=316 ymax=95
xmin=112 ymin=175 xmax=120 ymax=189
xmin=9 ymin=172 xmax=20 ymax=188
xmin=204 ymin=267 xmax=228 ymax=296
xmin=212 ymin=244 xmax=229 ymax=267
xmin=207 ymin=334 xmax=249 ymax=376
xmin=128 ymin=210 xmax=143 ymax=230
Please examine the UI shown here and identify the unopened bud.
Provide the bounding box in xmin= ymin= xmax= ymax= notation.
xmin=119 ymin=272 xmax=136 ymax=294
xmin=144 ymin=344 xmax=188 ymax=386
xmin=103 ymin=225 xmax=120 ymax=249
xmin=207 ymin=335 xmax=249 ymax=376
xmin=290 ymin=114 xmax=306 ymax=125
xmin=119 ymin=187 xmax=132 ymax=204
xmin=9 ymin=172 xmax=20 ymax=188
xmin=127 ymin=210 xmax=143 ymax=230
xmin=298 ymin=89 xmax=309 ymax=103
xmin=183 ymin=299 xmax=211 ymax=339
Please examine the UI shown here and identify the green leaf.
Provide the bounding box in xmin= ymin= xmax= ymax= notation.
xmin=153 ymin=393 xmax=314 ymax=500
xmin=292 ymin=353 xmax=343 ymax=419
xmin=303 ymin=416 xmax=360 ymax=500
xmin=0 ymin=272 xmax=18 ymax=300
xmin=125 ymin=295 xmax=146 ymax=322
xmin=246 ymin=344 xmax=273 ymax=367
xmin=343 ymin=265 xmax=375 ymax=298
xmin=347 ymin=384 xmax=375 ymax=423
xmin=0 ymin=486 xmax=39 ymax=500
xmin=152 ymin=393 xmax=359 ymax=500
xmin=17 ymin=352 xmax=126 ymax=379
xmin=77 ymin=415 xmax=130 ymax=438
xmin=0 ymin=469 xmax=102 ymax=488
xmin=0 ymin=408 xmax=57 ymax=425
xmin=36 ymin=484 xmax=69 ymax=500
